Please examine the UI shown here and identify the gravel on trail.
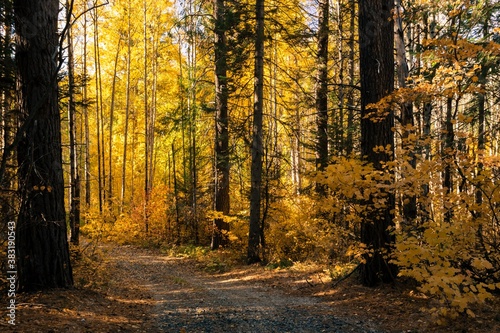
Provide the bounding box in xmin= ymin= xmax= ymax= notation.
xmin=107 ymin=245 xmax=385 ymax=333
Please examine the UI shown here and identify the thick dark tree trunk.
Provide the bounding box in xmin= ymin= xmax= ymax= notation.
xmin=248 ymin=0 xmax=264 ymax=264
xmin=358 ymin=0 xmax=397 ymax=286
xmin=15 ymin=0 xmax=73 ymax=291
xmin=212 ymin=0 xmax=230 ymax=250
xmin=0 ymin=0 xmax=16 ymax=225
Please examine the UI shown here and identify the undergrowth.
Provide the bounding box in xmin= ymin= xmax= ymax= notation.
xmin=70 ymin=240 xmax=111 ymax=290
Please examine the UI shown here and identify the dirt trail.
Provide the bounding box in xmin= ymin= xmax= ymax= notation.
xmin=6 ymin=242 xmax=498 ymax=332
xmin=105 ymin=244 xmax=382 ymax=333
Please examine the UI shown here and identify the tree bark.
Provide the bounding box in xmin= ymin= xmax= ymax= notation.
xmin=345 ymin=0 xmax=356 ymax=156
xmin=395 ymin=0 xmax=417 ymax=227
xmin=143 ymin=0 xmax=152 ymax=234
xmin=315 ymin=0 xmax=329 ymax=195
xmin=92 ymin=7 xmax=104 ymax=212
xmin=212 ymin=0 xmax=230 ymax=250
xmin=443 ymin=97 xmax=454 ymax=223
xmin=120 ymin=0 xmax=132 ymax=213
xmin=108 ymin=36 xmax=122 ymax=208
xmin=67 ymin=0 xmax=80 ymax=245
xmin=15 ymin=0 xmax=73 ymax=291
xmin=0 ymin=0 xmax=16 ymax=224
xmin=248 ymin=0 xmax=264 ymax=264
xmin=358 ymin=0 xmax=397 ymax=286
xmin=83 ymin=3 xmax=91 ymax=208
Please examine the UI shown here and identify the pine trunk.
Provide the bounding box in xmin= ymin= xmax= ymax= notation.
xmin=248 ymin=0 xmax=265 ymax=264
xmin=358 ymin=0 xmax=397 ymax=286
xmin=67 ymin=2 xmax=81 ymax=245
xmin=212 ymin=0 xmax=230 ymax=250
xmin=315 ymin=0 xmax=329 ymax=194
xmin=15 ymin=0 xmax=73 ymax=291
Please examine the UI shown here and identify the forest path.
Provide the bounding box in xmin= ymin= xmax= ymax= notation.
xmin=105 ymin=244 xmax=383 ymax=333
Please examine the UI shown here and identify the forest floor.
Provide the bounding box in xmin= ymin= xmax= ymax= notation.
xmin=2 ymin=239 xmax=500 ymax=333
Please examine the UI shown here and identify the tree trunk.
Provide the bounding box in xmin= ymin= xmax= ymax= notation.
xmin=172 ymin=143 xmax=181 ymax=243
xmin=83 ymin=4 xmax=91 ymax=208
xmin=475 ymin=38 xmax=490 ymax=208
xmin=92 ymin=7 xmax=103 ymax=213
xmin=144 ymin=0 xmax=150 ymax=234
xmin=248 ymin=0 xmax=264 ymax=264
xmin=0 ymin=0 xmax=16 ymax=225
xmin=67 ymin=0 xmax=80 ymax=245
xmin=151 ymin=30 xmax=158 ymax=188
xmin=345 ymin=0 xmax=356 ymax=156
xmin=395 ymin=0 xmax=417 ymax=227
xmin=108 ymin=36 xmax=122 ymax=208
xmin=315 ymin=0 xmax=329 ymax=195
xmin=120 ymin=0 xmax=132 ymax=213
xmin=15 ymin=0 xmax=73 ymax=291
xmin=291 ymin=99 xmax=301 ymax=194
xmin=443 ymin=97 xmax=454 ymax=223
xmin=358 ymin=0 xmax=397 ymax=286
xmin=212 ymin=0 xmax=230 ymax=250
xmin=336 ymin=0 xmax=344 ymax=154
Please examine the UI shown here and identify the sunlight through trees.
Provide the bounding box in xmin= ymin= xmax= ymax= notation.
xmin=1 ymin=0 xmax=500 ymax=319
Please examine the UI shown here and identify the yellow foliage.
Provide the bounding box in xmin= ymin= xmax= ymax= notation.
xmin=316 ymin=141 xmax=500 ymax=320
xmin=391 ymin=151 xmax=500 ymax=319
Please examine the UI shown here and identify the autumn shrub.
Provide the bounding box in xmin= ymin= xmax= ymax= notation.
xmin=214 ymin=186 xmax=349 ymax=265
xmin=263 ymin=189 xmax=358 ymax=264
xmin=315 ymin=156 xmax=389 ymax=263
xmin=392 ymin=149 xmax=500 ymax=320
xmin=265 ymin=195 xmax=322 ymax=262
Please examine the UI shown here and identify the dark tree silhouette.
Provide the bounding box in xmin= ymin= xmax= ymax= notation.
xmin=358 ymin=0 xmax=397 ymax=286
xmin=15 ymin=0 xmax=73 ymax=291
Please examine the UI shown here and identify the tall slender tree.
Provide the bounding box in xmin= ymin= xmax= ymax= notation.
xmin=212 ymin=0 xmax=230 ymax=250
xmin=66 ymin=0 xmax=81 ymax=245
xmin=15 ymin=0 xmax=73 ymax=291
xmin=248 ymin=0 xmax=265 ymax=264
xmin=143 ymin=0 xmax=151 ymax=234
xmin=83 ymin=2 xmax=91 ymax=208
xmin=120 ymin=0 xmax=132 ymax=213
xmin=315 ymin=0 xmax=329 ymax=195
xmin=345 ymin=0 xmax=356 ymax=156
xmin=358 ymin=0 xmax=397 ymax=286
xmin=108 ymin=36 xmax=123 ymax=208
xmin=395 ymin=0 xmax=416 ymax=227
xmin=92 ymin=6 xmax=104 ymax=212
